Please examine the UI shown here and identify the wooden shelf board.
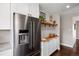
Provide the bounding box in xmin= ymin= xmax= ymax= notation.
xmin=40 ymin=21 xmax=58 ymax=27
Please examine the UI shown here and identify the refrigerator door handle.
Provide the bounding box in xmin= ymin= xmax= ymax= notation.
xmin=28 ymin=21 xmax=33 ymax=50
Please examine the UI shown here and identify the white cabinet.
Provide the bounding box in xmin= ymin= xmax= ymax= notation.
xmin=48 ymin=38 xmax=59 ymax=55
xmin=0 ymin=3 xmax=10 ymax=30
xmin=28 ymin=3 xmax=39 ymax=18
xmin=41 ymin=42 xmax=48 ymax=56
xmin=41 ymin=38 xmax=60 ymax=56
xmin=11 ymin=3 xmax=39 ymax=18
xmin=48 ymin=39 xmax=55 ymax=55
xmin=11 ymin=3 xmax=29 ymax=15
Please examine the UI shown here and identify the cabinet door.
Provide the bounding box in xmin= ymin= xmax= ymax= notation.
xmin=53 ymin=39 xmax=58 ymax=49
xmin=11 ymin=3 xmax=29 ymax=15
xmin=55 ymin=38 xmax=60 ymax=50
xmin=0 ymin=3 xmax=10 ymax=29
xmin=48 ymin=39 xmax=59 ymax=55
xmin=41 ymin=42 xmax=48 ymax=56
xmin=28 ymin=3 xmax=39 ymax=18
xmin=48 ymin=39 xmax=55 ymax=55
xmin=11 ymin=3 xmax=39 ymax=18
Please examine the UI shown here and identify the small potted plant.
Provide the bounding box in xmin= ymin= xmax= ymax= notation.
xmin=39 ymin=16 xmax=45 ymax=23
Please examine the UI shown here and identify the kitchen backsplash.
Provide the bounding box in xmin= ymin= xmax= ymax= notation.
xmin=41 ymin=25 xmax=57 ymax=38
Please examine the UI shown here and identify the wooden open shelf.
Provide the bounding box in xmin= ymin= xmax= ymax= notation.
xmin=40 ymin=21 xmax=58 ymax=27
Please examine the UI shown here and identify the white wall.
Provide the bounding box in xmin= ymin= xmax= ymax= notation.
xmin=60 ymin=14 xmax=77 ymax=48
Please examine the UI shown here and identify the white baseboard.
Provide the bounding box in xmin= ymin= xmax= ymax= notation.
xmin=61 ymin=43 xmax=73 ymax=48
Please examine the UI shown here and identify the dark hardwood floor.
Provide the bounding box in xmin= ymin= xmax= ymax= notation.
xmin=51 ymin=40 xmax=79 ymax=56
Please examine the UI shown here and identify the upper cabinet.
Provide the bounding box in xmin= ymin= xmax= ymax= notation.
xmin=11 ymin=3 xmax=29 ymax=16
xmin=28 ymin=3 xmax=39 ymax=18
xmin=11 ymin=3 xmax=39 ymax=18
xmin=0 ymin=3 xmax=10 ymax=30
xmin=0 ymin=3 xmax=39 ymax=30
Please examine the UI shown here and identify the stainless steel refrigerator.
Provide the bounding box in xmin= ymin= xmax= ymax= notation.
xmin=13 ymin=13 xmax=41 ymax=56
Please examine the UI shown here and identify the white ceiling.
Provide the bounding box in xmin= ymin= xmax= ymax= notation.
xmin=39 ymin=3 xmax=79 ymax=14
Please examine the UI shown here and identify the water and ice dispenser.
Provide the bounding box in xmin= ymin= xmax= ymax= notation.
xmin=18 ymin=30 xmax=29 ymax=45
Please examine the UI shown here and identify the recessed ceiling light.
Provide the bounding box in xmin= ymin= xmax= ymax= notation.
xmin=66 ymin=5 xmax=70 ymax=8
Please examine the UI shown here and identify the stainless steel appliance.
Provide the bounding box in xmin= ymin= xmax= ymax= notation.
xmin=13 ymin=13 xmax=41 ymax=56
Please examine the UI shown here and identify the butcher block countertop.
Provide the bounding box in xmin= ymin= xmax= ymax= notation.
xmin=41 ymin=34 xmax=59 ymax=42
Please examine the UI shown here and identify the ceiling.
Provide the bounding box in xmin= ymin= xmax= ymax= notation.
xmin=39 ymin=3 xmax=79 ymax=14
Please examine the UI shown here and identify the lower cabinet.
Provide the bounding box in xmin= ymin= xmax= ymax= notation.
xmin=41 ymin=42 xmax=48 ymax=56
xmin=41 ymin=38 xmax=60 ymax=56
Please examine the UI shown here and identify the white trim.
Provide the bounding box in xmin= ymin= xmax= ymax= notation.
xmin=61 ymin=43 xmax=73 ymax=48
xmin=0 ymin=28 xmax=11 ymax=30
